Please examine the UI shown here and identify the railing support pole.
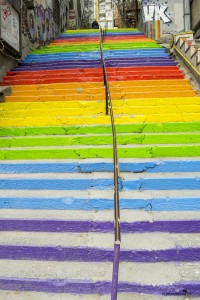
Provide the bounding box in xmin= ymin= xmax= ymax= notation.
xmin=111 ymin=243 xmax=120 ymax=300
xmin=99 ymin=27 xmax=121 ymax=300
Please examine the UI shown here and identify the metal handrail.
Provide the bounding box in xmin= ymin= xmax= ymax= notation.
xmin=100 ymin=27 xmax=121 ymax=300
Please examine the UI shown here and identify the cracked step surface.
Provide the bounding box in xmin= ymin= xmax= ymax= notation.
xmin=0 ymin=27 xmax=200 ymax=299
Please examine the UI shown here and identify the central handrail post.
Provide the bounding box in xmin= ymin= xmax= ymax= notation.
xmin=100 ymin=27 xmax=109 ymax=115
xmin=99 ymin=26 xmax=121 ymax=300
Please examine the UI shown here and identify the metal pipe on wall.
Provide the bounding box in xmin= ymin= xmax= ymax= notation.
xmin=183 ymin=0 xmax=191 ymax=31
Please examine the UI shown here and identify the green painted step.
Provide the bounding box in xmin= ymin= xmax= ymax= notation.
xmin=105 ymin=29 xmax=140 ymax=32
xmin=1 ymin=146 xmax=200 ymax=160
xmin=1 ymin=133 xmax=200 ymax=148
xmin=63 ymin=29 xmax=100 ymax=34
xmin=0 ymin=122 xmax=200 ymax=137
xmin=31 ymin=43 xmax=161 ymax=54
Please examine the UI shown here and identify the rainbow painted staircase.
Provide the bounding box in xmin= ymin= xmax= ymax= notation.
xmin=0 ymin=29 xmax=200 ymax=299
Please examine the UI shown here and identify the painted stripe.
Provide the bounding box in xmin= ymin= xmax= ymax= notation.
xmin=0 ymin=123 xmax=199 ymax=137
xmin=26 ymin=49 xmax=166 ymax=57
xmin=1 ymin=145 xmax=200 ymax=159
xmin=0 ymin=219 xmax=199 ymax=233
xmin=12 ymin=61 xmax=176 ymax=71
xmin=18 ymin=57 xmax=174 ymax=65
xmin=1 ymin=134 xmax=200 ymax=148
xmin=1 ymin=178 xmax=200 ymax=190
xmin=2 ymin=114 xmax=200 ymax=127
xmin=1 ymin=160 xmax=200 ymax=173
xmin=0 ymin=290 xmax=186 ymax=300
xmin=0 ymin=197 xmax=200 ymax=211
xmin=2 ymin=97 xmax=199 ymax=109
xmin=0 ymin=245 xmax=199 ymax=262
xmin=30 ymin=46 xmax=161 ymax=55
xmin=13 ymin=64 xmax=102 ymax=71
xmin=0 ymin=279 xmax=200 ymax=296
xmin=0 ymin=279 xmax=199 ymax=295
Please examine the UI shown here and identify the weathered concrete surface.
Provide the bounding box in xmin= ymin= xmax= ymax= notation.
xmin=0 ymin=28 xmax=200 ymax=299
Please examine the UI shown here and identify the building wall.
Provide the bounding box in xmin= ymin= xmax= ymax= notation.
xmin=99 ymin=0 xmax=113 ymax=28
xmin=0 ymin=0 xmax=69 ymax=81
xmin=191 ymin=0 xmax=200 ymax=38
xmin=191 ymin=0 xmax=200 ymax=30
xmin=141 ymin=0 xmax=184 ymax=43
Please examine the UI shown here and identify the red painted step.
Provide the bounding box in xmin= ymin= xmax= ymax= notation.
xmin=0 ymin=76 xmax=104 ymax=85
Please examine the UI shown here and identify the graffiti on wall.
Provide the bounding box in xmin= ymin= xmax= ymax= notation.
xmin=22 ymin=3 xmax=58 ymax=44
xmin=143 ymin=5 xmax=171 ymax=23
xmin=22 ymin=0 xmax=68 ymax=45
xmin=142 ymin=0 xmax=184 ymax=41
xmin=1 ymin=0 xmax=20 ymax=51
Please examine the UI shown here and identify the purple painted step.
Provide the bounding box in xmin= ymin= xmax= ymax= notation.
xmin=0 ymin=245 xmax=199 ymax=262
xmin=0 ymin=278 xmax=199 ymax=296
xmin=18 ymin=59 xmax=102 ymax=66
xmin=12 ymin=62 xmax=176 ymax=72
xmin=0 ymin=220 xmax=199 ymax=233
xmin=12 ymin=64 xmax=102 ymax=71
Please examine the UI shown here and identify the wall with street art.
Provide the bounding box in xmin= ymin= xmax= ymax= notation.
xmin=22 ymin=0 xmax=69 ymax=45
xmin=0 ymin=0 xmax=69 ymax=80
xmin=142 ymin=0 xmax=184 ymax=42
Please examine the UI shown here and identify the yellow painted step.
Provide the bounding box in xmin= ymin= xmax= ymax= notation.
xmin=1 ymin=113 xmax=200 ymax=127
xmin=5 ymin=91 xmax=197 ymax=102
xmin=0 ymin=100 xmax=104 ymax=111
xmin=1 ymin=105 xmax=200 ymax=119
xmin=0 ymin=107 xmax=105 ymax=118
xmin=113 ymin=105 xmax=200 ymax=115
xmin=1 ymin=98 xmax=200 ymax=112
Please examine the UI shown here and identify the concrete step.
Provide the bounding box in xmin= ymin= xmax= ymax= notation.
xmin=0 ymin=158 xmax=200 ymax=297
xmin=0 ymin=133 xmax=200 ymax=148
xmin=6 ymin=68 xmax=103 ymax=78
xmin=1 ymin=114 xmax=200 ymax=127
xmin=1 ymin=27 xmax=200 ymax=299
xmin=7 ymin=80 xmax=190 ymax=92
xmin=1 ymin=145 xmax=200 ymax=159
xmin=4 ymin=91 xmax=197 ymax=102
xmin=4 ymin=94 xmax=105 ymax=102
xmin=0 ymin=122 xmax=199 ymax=137
xmin=0 ymin=75 xmax=104 ymax=85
